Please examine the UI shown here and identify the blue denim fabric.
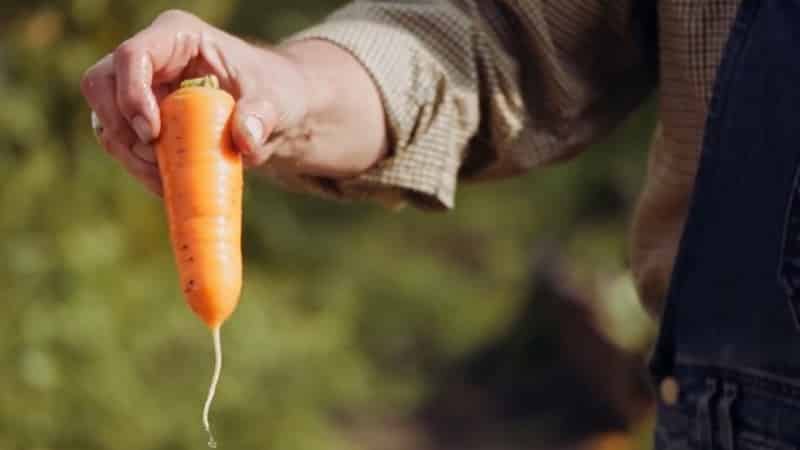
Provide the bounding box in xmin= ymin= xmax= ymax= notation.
xmin=652 ymin=0 xmax=800 ymax=448
xmin=655 ymin=361 xmax=800 ymax=450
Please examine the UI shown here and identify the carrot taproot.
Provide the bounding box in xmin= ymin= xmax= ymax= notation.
xmin=155 ymin=74 xmax=242 ymax=448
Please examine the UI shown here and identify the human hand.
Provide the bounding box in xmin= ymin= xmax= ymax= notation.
xmin=82 ymin=9 xmax=386 ymax=195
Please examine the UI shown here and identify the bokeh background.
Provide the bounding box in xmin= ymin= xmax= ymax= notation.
xmin=0 ymin=1 xmax=660 ymax=449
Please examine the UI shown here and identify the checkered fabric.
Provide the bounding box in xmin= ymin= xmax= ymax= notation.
xmin=279 ymin=0 xmax=742 ymax=315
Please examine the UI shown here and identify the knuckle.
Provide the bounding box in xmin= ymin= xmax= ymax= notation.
xmin=113 ymin=40 xmax=140 ymax=67
xmin=80 ymin=65 xmax=101 ymax=98
xmin=125 ymin=154 xmax=159 ymax=182
xmin=118 ymin=84 xmax=144 ymax=112
xmin=79 ymin=73 xmax=93 ymax=98
xmin=155 ymin=9 xmax=196 ymax=24
xmin=104 ymin=126 xmax=127 ymax=144
xmin=105 ymin=121 xmax=135 ymax=144
xmin=106 ymin=118 xmax=125 ymax=133
xmin=81 ymin=54 xmax=113 ymax=100
xmin=99 ymin=134 xmax=120 ymax=157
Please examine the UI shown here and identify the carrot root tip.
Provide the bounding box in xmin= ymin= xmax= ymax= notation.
xmin=203 ymin=326 xmax=223 ymax=448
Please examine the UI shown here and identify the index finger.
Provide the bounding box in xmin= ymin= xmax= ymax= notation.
xmin=112 ymin=10 xmax=205 ymax=142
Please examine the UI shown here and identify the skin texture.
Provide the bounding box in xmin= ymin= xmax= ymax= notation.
xmin=157 ymin=78 xmax=241 ymax=329
xmin=81 ymin=9 xmax=387 ymax=195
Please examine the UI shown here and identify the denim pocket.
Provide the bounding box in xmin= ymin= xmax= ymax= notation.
xmin=777 ymin=163 xmax=800 ymax=331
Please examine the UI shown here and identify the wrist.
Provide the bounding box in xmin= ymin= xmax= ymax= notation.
xmin=277 ymin=39 xmax=388 ymax=177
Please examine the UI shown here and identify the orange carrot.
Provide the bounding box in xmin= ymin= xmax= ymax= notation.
xmin=155 ymin=74 xmax=242 ymax=447
xmin=157 ymin=74 xmax=242 ymax=329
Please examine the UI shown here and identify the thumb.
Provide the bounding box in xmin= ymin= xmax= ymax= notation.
xmin=231 ymin=98 xmax=279 ymax=167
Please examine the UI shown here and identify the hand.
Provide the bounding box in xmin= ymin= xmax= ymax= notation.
xmin=82 ymin=9 xmax=386 ymax=195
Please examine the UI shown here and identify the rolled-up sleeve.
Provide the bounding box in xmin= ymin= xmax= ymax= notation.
xmin=278 ymin=0 xmax=656 ymax=210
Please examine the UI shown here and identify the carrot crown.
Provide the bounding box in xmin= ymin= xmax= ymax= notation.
xmin=179 ymin=75 xmax=220 ymax=89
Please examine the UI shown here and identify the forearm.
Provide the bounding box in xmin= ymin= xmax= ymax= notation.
xmin=264 ymin=1 xmax=656 ymax=210
xmin=273 ymin=40 xmax=388 ymax=178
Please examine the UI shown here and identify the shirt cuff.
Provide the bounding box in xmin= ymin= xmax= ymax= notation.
xmin=279 ymin=10 xmax=463 ymax=210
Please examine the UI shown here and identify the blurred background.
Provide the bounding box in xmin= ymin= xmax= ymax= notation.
xmin=0 ymin=1 xmax=660 ymax=449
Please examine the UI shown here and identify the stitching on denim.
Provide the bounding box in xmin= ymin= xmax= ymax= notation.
xmin=675 ymin=358 xmax=800 ymax=402
xmin=696 ymin=378 xmax=717 ymax=448
xmin=676 ymin=356 xmax=800 ymax=388
xmin=718 ymin=382 xmax=738 ymax=450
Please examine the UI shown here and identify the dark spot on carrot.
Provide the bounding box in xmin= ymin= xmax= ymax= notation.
xmin=182 ymin=244 xmax=189 ymax=250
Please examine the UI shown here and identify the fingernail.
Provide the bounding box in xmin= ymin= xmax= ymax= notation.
xmin=132 ymin=142 xmax=157 ymax=163
xmin=243 ymin=115 xmax=263 ymax=144
xmin=132 ymin=116 xmax=153 ymax=143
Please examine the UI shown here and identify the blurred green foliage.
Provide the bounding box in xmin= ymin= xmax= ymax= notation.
xmin=0 ymin=2 xmax=657 ymax=449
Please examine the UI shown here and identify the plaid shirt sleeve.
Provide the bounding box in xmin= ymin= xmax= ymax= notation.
xmin=275 ymin=0 xmax=656 ymax=210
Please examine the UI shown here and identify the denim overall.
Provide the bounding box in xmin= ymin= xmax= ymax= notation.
xmin=652 ymin=1 xmax=800 ymax=448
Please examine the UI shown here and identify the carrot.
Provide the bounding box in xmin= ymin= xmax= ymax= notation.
xmin=155 ymin=74 xmax=242 ymax=448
